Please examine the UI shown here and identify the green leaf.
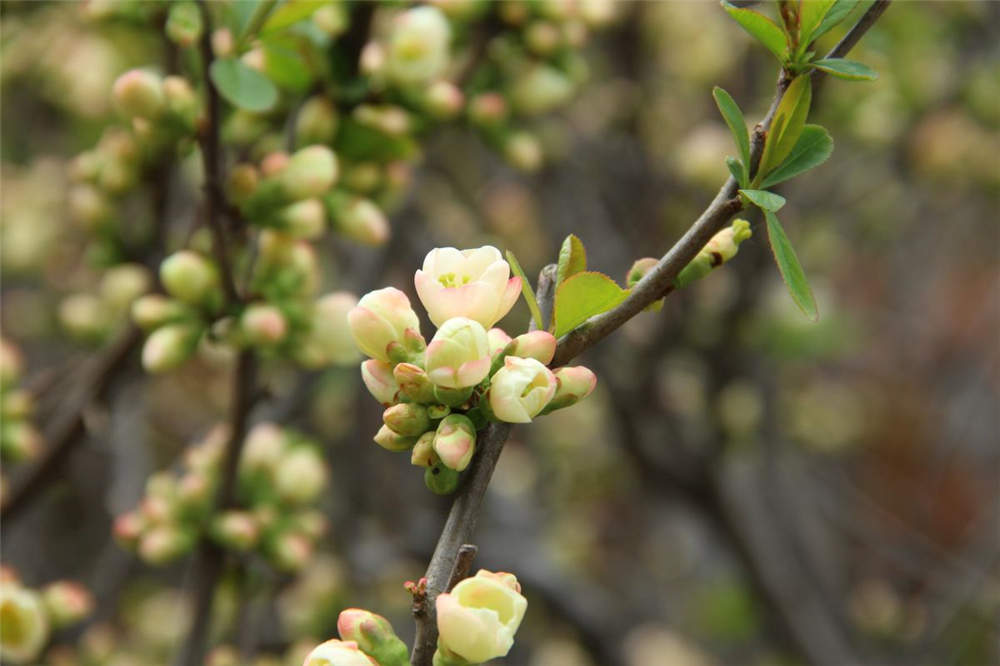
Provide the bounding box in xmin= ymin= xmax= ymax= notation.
xmin=757 ymin=74 xmax=812 ymax=183
xmin=230 ymin=0 xmax=263 ymax=36
xmin=553 ymin=271 xmax=629 ymax=338
xmin=713 ymin=87 xmax=750 ymax=174
xmin=764 ymin=210 xmax=817 ymax=320
xmin=263 ymin=43 xmax=312 ymax=92
xmin=261 ymin=0 xmax=322 ymax=34
xmin=726 ymin=156 xmax=747 ymax=187
xmin=812 ymin=57 xmax=878 ymax=81
xmin=759 ymin=124 xmax=833 ymax=188
xmin=812 ymin=0 xmax=858 ymax=42
xmin=722 ymin=1 xmax=789 ymax=63
xmin=210 ymin=59 xmax=278 ymax=112
xmin=797 ymin=0 xmax=837 ymax=47
xmin=505 ymin=250 xmax=545 ymax=332
xmin=740 ymin=189 xmax=786 ymax=212
xmin=557 ymin=234 xmax=587 ymax=285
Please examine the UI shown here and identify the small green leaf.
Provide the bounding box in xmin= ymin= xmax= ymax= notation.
xmin=797 ymin=0 xmax=837 ymax=48
xmin=261 ymin=0 xmax=322 ymax=34
xmin=506 ymin=250 xmax=545 ymax=332
xmin=722 ymin=1 xmax=789 ymax=63
xmin=557 ymin=234 xmax=587 ymax=285
xmin=740 ymin=189 xmax=786 ymax=212
xmin=812 ymin=57 xmax=878 ymax=81
xmin=812 ymin=0 xmax=859 ymax=42
xmin=713 ymin=87 xmax=751 ymax=173
xmin=210 ymin=58 xmax=278 ymax=112
xmin=764 ymin=210 xmax=817 ymax=320
xmin=553 ymin=271 xmax=629 ymax=338
xmin=726 ymin=156 xmax=747 ymax=187
xmin=759 ymin=124 xmax=833 ymax=188
xmin=263 ymin=43 xmax=312 ymax=92
xmin=757 ymin=74 xmax=812 ymax=183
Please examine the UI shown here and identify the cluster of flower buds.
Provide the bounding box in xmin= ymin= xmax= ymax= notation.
xmin=0 ymin=569 xmax=93 ymax=664
xmin=350 ymin=246 xmax=596 ymax=494
xmin=301 ymin=568 xmax=527 ymax=666
xmin=0 ymin=339 xmax=43 ymax=484
xmin=114 ymin=423 xmax=329 ymax=572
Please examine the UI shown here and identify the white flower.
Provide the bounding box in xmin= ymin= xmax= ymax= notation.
xmin=414 ymin=246 xmax=521 ymax=329
xmin=436 ymin=569 xmax=528 ymax=663
xmin=386 ymin=6 xmax=451 ymax=86
xmin=302 ymin=638 xmax=377 ymax=666
xmin=347 ymin=287 xmax=421 ymax=362
xmin=488 ymin=356 xmax=557 ymax=423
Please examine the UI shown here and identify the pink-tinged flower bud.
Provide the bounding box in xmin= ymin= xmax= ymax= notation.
xmin=131 ymin=294 xmax=190 ymax=331
xmin=296 ymin=96 xmax=339 ymax=146
xmin=424 ymin=80 xmax=464 ymax=119
xmin=212 ymin=511 xmax=260 ymax=551
xmin=112 ymin=69 xmax=165 ymax=119
xmin=297 ymin=292 xmax=360 ymax=368
xmin=392 ymin=363 xmax=435 ymax=403
xmin=348 ymin=288 xmax=422 ymax=363
xmin=227 ymin=163 xmax=259 ymax=203
xmin=112 ymin=510 xmax=145 ymax=547
xmin=373 ymin=425 xmax=418 ymax=452
xmin=59 ymin=293 xmax=109 ymax=342
xmin=271 ymin=531 xmax=313 ymax=571
xmin=279 ymin=146 xmax=338 ymax=201
xmin=343 ymin=162 xmax=381 ymax=194
xmin=354 ymin=104 xmax=412 ymax=136
xmin=424 ymin=461 xmax=459 ymax=494
xmin=504 ymin=131 xmax=544 ymax=172
xmin=425 ymin=318 xmax=491 ymax=389
xmin=211 ymin=27 xmax=234 ymax=56
xmin=386 ymin=6 xmax=451 ymax=86
xmin=302 ymin=639 xmax=377 ymax=666
xmin=275 ymin=447 xmax=328 ymax=504
xmin=241 ymin=47 xmax=265 ymax=72
xmin=68 ymin=184 xmax=111 ymax=230
xmin=544 ymin=366 xmax=597 ymax=412
xmin=508 ymin=331 xmax=556 ymax=364
xmin=241 ymin=422 xmax=286 ymax=473
xmin=436 ymin=569 xmax=527 ymax=663
xmin=626 ymin=257 xmax=658 ymax=287
xmin=705 ymin=218 xmax=752 ymax=263
xmin=329 ymin=197 xmax=389 ymax=246
xmin=166 ymin=2 xmax=203 ymax=47
xmin=468 ymin=92 xmax=509 ymax=127
xmin=138 ymin=524 xmax=192 ymax=564
xmin=433 ymin=414 xmax=476 ymax=471
xmin=42 ymin=581 xmax=93 ymax=629
xmin=525 ymin=20 xmax=561 ymax=55
xmin=410 ymin=431 xmax=437 ymax=467
xmin=2 ymin=390 xmax=33 ymax=421
xmin=314 ymin=4 xmax=348 ymax=36
xmin=163 ymin=75 xmax=200 ymax=128
xmin=488 ymin=356 xmax=557 ymax=423
xmin=337 ymin=609 xmax=409 ymax=666
xmin=175 ymin=471 xmax=212 ymax=513
xmin=241 ymin=303 xmax=289 ymax=347
xmin=140 ymin=495 xmax=173 ymax=525
xmin=261 ymin=151 xmax=291 ymax=178
xmin=414 ymin=246 xmax=521 ymax=329
xmin=159 ymin=250 xmax=220 ymax=307
xmin=277 ymin=198 xmax=326 ymax=239
xmin=294 ymin=510 xmax=328 ymax=540
xmin=487 ymin=328 xmax=513 ymax=357
xmin=0 ymin=583 xmax=49 ymax=662
xmin=360 ymin=360 xmax=400 ymax=406
xmin=1 ymin=423 xmax=42 ymax=463
xmin=359 ymin=42 xmax=386 ymax=77
xmin=141 ymin=323 xmax=201 ymax=373
xmin=511 ymin=64 xmax=573 ymax=116
xmin=383 ymin=403 xmax=431 ymax=437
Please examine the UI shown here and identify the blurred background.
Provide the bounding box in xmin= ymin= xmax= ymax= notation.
xmin=2 ymin=1 xmax=998 ymax=665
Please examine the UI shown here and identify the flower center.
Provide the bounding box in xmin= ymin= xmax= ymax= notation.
xmin=437 ymin=272 xmax=471 ymax=288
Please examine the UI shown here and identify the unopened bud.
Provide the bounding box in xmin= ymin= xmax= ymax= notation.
xmin=348 ymin=288 xmax=422 ymax=363
xmin=0 ymin=584 xmax=49 ymax=662
xmin=2 ymin=390 xmax=33 ymax=421
xmin=411 ymin=432 xmax=437 ymax=467
xmin=241 ymin=47 xmax=265 ymax=72
xmin=303 ymin=639 xmax=379 ymax=666
xmin=141 ymin=323 xmax=201 ymax=373
xmin=674 ymin=219 xmax=751 ymax=288
xmin=1 ymin=422 xmax=41 ymax=462
xmin=313 ymin=4 xmax=348 ymax=37
xmin=260 ymin=151 xmax=290 ymax=177
xmin=166 ymin=2 xmax=203 ymax=47
xmin=360 ymin=42 xmax=386 ymax=77
xmin=337 ymin=608 xmax=410 ymax=666
xmin=278 ymin=146 xmax=338 ymax=201
xmin=0 ymin=339 xmax=22 ymax=391
xmin=296 ymin=96 xmax=339 ymax=146
xmin=42 ymin=581 xmax=93 ymax=629
xmin=542 ymin=366 xmax=597 ymax=413
xmin=163 ymin=75 xmax=199 ymax=128
xmin=112 ymin=69 xmax=165 ymax=119
xmin=433 ymin=414 xmax=476 ymax=471
xmin=159 ymin=250 xmax=220 ymax=307
xmin=393 ymin=363 xmax=435 ymax=403
xmin=206 ymin=646 xmax=240 ymax=666
xmin=241 ymin=422 xmax=286 ymax=474
xmin=626 ymin=258 xmax=664 ymax=312
xmin=508 ymin=331 xmax=556 ymax=364
xmin=504 ymin=131 xmax=544 ymax=172
xmin=100 ymin=263 xmax=151 ymax=313
xmin=424 ymin=461 xmax=459 ymax=495
xmin=131 ymin=295 xmax=190 ymax=331
xmin=211 ymin=28 xmax=234 ymax=57
xmin=68 ymin=184 xmax=111 ymax=230
xmin=275 ymin=447 xmax=327 ymax=504
xmin=59 ymin=294 xmax=109 ymax=342
xmin=227 ymin=163 xmax=259 ymax=203
xmin=296 ymin=292 xmax=360 ymax=368
xmin=354 ymin=104 xmax=412 ymax=137
xmin=294 ymin=510 xmax=328 ymax=540
xmin=468 ymin=92 xmax=508 ymax=127
xmin=525 ymin=20 xmax=562 ymax=55
xmin=343 ymin=162 xmax=381 ymax=194
xmin=383 ymin=403 xmax=431 ymax=437
xmin=329 ymin=196 xmax=389 ymax=246
xmin=176 ymin=471 xmax=212 ymax=513
xmin=138 ymin=524 xmax=192 ymax=564
xmin=511 ymin=64 xmax=573 ymax=116
xmin=241 ymin=303 xmax=289 ymax=346
xmin=425 ymin=318 xmax=491 ymax=389
xmin=424 ymin=80 xmax=464 ymax=119
xmin=373 ymin=424 xmax=418 ymax=452
xmin=112 ymin=510 xmax=145 ymax=547
xmin=212 ymin=511 xmax=260 ymax=551
xmin=276 ymin=198 xmax=326 ymax=239
xmin=361 ymin=360 xmax=400 ymax=406
xmin=270 ymin=531 xmax=313 ymax=571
